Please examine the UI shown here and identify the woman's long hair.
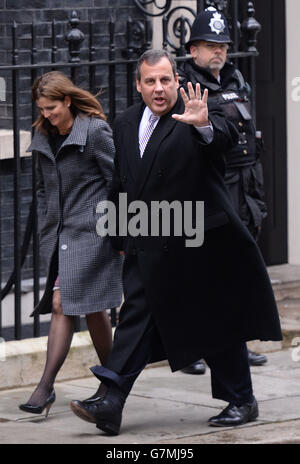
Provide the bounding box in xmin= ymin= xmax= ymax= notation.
xmin=32 ymin=71 xmax=106 ymax=135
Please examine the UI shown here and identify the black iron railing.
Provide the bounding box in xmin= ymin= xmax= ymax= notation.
xmin=0 ymin=0 xmax=261 ymax=340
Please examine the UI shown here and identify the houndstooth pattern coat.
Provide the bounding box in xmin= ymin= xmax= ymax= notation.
xmin=27 ymin=115 xmax=123 ymax=316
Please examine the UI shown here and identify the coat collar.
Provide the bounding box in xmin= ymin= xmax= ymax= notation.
xmin=26 ymin=114 xmax=90 ymax=159
xmin=179 ymin=59 xmax=238 ymax=92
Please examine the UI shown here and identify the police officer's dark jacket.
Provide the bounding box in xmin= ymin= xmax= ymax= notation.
xmin=179 ymin=59 xmax=256 ymax=168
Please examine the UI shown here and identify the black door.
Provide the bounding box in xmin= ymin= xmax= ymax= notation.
xmin=254 ymin=0 xmax=287 ymax=265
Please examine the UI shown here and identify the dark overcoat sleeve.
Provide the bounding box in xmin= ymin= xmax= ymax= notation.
xmin=205 ymin=99 xmax=239 ymax=154
xmin=192 ymin=99 xmax=239 ymax=177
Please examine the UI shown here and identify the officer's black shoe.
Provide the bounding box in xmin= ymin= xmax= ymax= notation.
xmin=248 ymin=350 xmax=268 ymax=366
xmin=208 ymin=397 xmax=258 ymax=427
xmin=70 ymin=386 xmax=126 ymax=436
xmin=181 ymin=360 xmax=206 ymax=375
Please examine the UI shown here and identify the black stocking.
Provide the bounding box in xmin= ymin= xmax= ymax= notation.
xmin=26 ymin=292 xmax=75 ymax=406
xmin=83 ymin=311 xmax=113 ymax=400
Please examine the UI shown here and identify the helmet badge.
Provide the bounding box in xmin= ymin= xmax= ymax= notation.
xmin=208 ymin=12 xmax=226 ymax=35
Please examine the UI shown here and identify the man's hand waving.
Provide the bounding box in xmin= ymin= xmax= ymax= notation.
xmin=172 ymin=82 xmax=210 ymax=127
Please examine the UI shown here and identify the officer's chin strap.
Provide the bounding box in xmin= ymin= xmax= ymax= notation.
xmin=233 ymin=68 xmax=251 ymax=97
xmin=233 ymin=68 xmax=245 ymax=89
xmin=244 ymin=82 xmax=251 ymax=97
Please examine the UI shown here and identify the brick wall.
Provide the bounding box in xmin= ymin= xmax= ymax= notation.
xmin=0 ymin=0 xmax=143 ymax=284
xmin=0 ymin=0 xmax=143 ymax=130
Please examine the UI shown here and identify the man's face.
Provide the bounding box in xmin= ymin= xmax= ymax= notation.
xmin=190 ymin=41 xmax=228 ymax=75
xmin=136 ymin=57 xmax=179 ymax=117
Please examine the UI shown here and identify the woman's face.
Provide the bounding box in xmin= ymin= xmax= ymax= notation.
xmin=36 ymin=96 xmax=73 ymax=133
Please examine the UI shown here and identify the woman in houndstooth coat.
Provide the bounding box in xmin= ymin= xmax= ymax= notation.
xmin=19 ymin=71 xmax=123 ymax=417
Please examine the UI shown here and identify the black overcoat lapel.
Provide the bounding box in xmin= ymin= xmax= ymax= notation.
xmin=122 ymin=102 xmax=144 ymax=184
xmin=134 ymin=95 xmax=183 ymax=199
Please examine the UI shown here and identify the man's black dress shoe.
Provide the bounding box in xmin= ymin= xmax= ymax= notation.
xmin=208 ymin=397 xmax=258 ymax=427
xmin=248 ymin=350 xmax=267 ymax=366
xmin=82 ymin=395 xmax=103 ymax=404
xmin=70 ymin=386 xmax=126 ymax=436
xmin=181 ymin=360 xmax=206 ymax=375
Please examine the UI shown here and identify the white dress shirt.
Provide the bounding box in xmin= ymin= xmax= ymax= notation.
xmin=139 ymin=106 xmax=213 ymax=157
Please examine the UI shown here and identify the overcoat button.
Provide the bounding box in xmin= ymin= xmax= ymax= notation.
xmin=122 ymin=175 xmax=127 ymax=183
xmin=243 ymin=149 xmax=248 ymax=155
xmin=61 ymin=244 xmax=68 ymax=250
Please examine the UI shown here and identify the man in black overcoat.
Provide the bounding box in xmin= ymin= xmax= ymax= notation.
xmin=179 ymin=7 xmax=269 ymax=376
xmin=70 ymin=49 xmax=282 ymax=435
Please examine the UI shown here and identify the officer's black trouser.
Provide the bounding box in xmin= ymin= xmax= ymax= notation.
xmin=91 ymin=256 xmax=254 ymax=406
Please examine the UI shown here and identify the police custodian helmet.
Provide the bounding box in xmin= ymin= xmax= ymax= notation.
xmin=185 ymin=7 xmax=232 ymax=51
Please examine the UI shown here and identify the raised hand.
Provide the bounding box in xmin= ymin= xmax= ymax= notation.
xmin=172 ymin=82 xmax=210 ymax=127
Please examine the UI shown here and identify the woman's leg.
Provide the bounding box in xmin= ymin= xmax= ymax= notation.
xmin=84 ymin=311 xmax=113 ymax=399
xmin=86 ymin=311 xmax=112 ymax=365
xmin=26 ymin=290 xmax=75 ymax=405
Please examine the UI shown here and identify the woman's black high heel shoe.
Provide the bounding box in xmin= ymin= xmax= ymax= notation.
xmin=19 ymin=390 xmax=56 ymax=418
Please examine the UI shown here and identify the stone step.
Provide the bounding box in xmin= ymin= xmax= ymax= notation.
xmin=276 ymin=298 xmax=300 ymax=348
xmin=273 ymin=282 xmax=300 ymax=302
xmin=268 ymin=265 xmax=300 ymax=346
xmin=249 ymin=265 xmax=300 ymax=354
xmin=269 ymin=263 xmax=300 ymax=301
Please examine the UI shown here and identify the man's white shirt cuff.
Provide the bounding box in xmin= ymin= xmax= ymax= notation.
xmin=194 ymin=122 xmax=214 ymax=144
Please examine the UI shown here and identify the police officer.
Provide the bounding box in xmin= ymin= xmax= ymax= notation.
xmin=179 ymin=7 xmax=268 ymax=375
